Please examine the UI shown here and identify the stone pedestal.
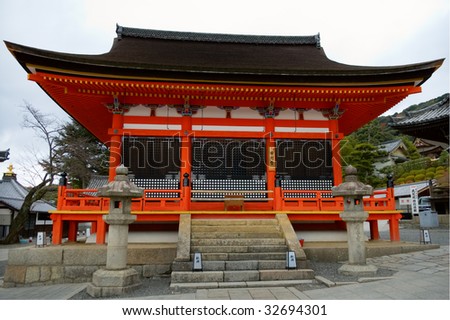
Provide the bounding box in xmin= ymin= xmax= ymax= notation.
xmin=86 ymin=165 xmax=143 ymax=298
xmin=332 ymin=165 xmax=378 ymax=277
xmin=104 ymin=214 xmax=136 ymax=270
xmin=87 ymin=268 xmax=140 ymax=297
xmin=338 ymin=210 xmax=378 ymax=276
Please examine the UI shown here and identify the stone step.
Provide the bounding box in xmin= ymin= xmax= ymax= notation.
xmin=191 ymin=245 xmax=287 ymax=254
xmin=171 ymin=269 xmax=315 ymax=283
xmin=170 ymin=279 xmax=315 ymax=290
xmin=191 ymin=225 xmax=281 ymax=233
xmin=198 ymin=252 xmax=288 ymax=261
xmin=191 ymin=238 xmax=286 ymax=246
xmin=172 ymin=260 xmax=287 ymax=272
xmin=192 ymin=219 xmax=278 ymax=226
xmin=192 ymin=232 xmax=282 ymax=239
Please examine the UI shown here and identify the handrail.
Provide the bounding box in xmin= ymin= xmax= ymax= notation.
xmin=58 ymin=186 xmax=394 ymax=212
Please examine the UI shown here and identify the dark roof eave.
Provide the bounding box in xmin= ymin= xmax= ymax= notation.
xmin=4 ymin=40 xmax=445 ymax=86
xmin=391 ymin=117 xmax=449 ymax=128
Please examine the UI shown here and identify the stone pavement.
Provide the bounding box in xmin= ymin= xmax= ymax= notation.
xmin=0 ymin=245 xmax=448 ymax=300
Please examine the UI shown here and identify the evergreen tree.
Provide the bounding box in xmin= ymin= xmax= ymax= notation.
xmin=343 ymin=142 xmax=386 ymax=187
xmin=53 ymin=119 xmax=109 ymax=188
xmin=401 ymin=136 xmax=421 ymax=160
xmin=350 ymin=118 xmax=398 ymax=146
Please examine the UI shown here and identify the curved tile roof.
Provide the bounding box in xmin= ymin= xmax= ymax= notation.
xmin=0 ymin=176 xmax=55 ymax=212
xmin=391 ymin=94 xmax=449 ymax=127
xmin=5 ymin=25 xmax=444 ymax=86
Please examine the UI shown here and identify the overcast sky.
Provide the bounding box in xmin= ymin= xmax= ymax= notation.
xmin=0 ymin=0 xmax=448 ymax=185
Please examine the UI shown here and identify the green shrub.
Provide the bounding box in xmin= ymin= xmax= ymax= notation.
xmin=426 ymin=167 xmax=436 ymax=173
xmin=395 ymin=178 xmax=405 ymax=184
xmin=425 ymin=172 xmax=435 ymax=180
xmin=404 ymin=175 xmax=415 ymax=183
xmin=414 ymin=174 xmax=426 ymax=182
xmin=435 ymin=171 xmax=446 ymax=179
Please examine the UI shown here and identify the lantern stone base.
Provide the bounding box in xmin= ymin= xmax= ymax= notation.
xmin=86 ymin=268 xmax=141 ymax=298
xmin=338 ymin=263 xmax=378 ymax=277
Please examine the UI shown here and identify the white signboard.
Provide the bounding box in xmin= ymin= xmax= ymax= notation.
xmin=399 ymin=198 xmax=411 ymax=206
xmin=410 ymin=186 xmax=419 ymax=215
xmin=423 ymin=229 xmax=431 ymax=243
xmin=36 ymin=232 xmax=46 ymax=246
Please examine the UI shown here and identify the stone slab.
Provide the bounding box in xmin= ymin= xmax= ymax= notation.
xmin=226 ymin=260 xmax=258 ymax=271
xmin=175 ymin=214 xmax=191 ymax=261
xmin=3 ymin=265 xmax=27 ymax=286
xmin=91 ymin=268 xmax=140 ymax=287
xmin=259 ymin=269 xmax=315 ymax=281
xmin=8 ymin=247 xmax=63 ymax=265
xmin=63 ymin=246 xmax=106 ymax=265
xmin=142 ymin=264 xmax=171 ymax=277
xmin=338 ymin=264 xmax=378 ymax=276
xmin=224 ymin=270 xmax=259 ymax=282
xmin=171 ymin=271 xmax=224 ymax=283
xmin=127 ymin=245 xmax=176 ymax=264
xmin=315 ymin=275 xmax=335 ymax=287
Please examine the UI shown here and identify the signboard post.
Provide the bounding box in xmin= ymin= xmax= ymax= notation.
xmin=419 ymin=210 xmax=439 ymax=244
xmin=193 ymin=252 xmax=203 ymax=271
xmin=410 ymin=186 xmax=419 ymax=216
xmin=36 ymin=232 xmax=46 ymax=247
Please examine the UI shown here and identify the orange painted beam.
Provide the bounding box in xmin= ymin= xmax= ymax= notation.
xmin=28 ymin=71 xmax=421 ymax=141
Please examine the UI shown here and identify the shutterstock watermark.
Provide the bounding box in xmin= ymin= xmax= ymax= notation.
xmin=101 ymin=133 xmax=338 ymax=172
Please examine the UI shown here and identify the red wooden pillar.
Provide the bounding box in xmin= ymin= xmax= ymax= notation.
xmin=51 ymin=214 xmax=63 ymax=245
xmin=108 ymin=109 xmax=124 ymax=181
xmin=68 ymin=221 xmax=78 ymax=242
xmin=330 ymin=120 xmax=343 ymax=186
xmin=91 ymin=221 xmax=97 ymax=233
xmin=369 ymin=220 xmax=380 ymax=240
xmin=387 ymin=184 xmax=395 ymax=210
xmin=181 ymin=116 xmax=192 ymax=210
xmin=265 ymin=118 xmax=276 ymax=210
xmin=56 ymin=184 xmax=66 ymax=210
xmin=389 ymin=216 xmax=401 ymax=241
xmin=96 ymin=216 xmax=107 ymax=244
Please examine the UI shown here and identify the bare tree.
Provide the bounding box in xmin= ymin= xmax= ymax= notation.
xmin=1 ymin=102 xmax=59 ymax=244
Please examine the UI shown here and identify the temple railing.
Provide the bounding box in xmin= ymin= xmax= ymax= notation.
xmin=56 ymin=186 xmax=395 ymax=212
xmin=280 ymin=189 xmax=395 ymax=211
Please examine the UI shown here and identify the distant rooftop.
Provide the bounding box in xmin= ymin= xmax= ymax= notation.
xmin=390 ymin=94 xmax=449 ymax=143
xmin=378 ymin=140 xmax=405 ymax=154
xmin=0 ymin=169 xmax=55 ymax=212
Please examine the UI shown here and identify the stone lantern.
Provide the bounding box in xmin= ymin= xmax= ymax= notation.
xmin=332 ymin=165 xmax=378 ymax=276
xmin=87 ymin=165 xmax=144 ymax=297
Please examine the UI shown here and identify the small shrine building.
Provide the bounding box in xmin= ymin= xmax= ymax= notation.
xmin=5 ymin=25 xmax=443 ymax=245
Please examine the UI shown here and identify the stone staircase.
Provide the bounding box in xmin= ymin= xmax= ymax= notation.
xmin=171 ymin=216 xmax=314 ymax=287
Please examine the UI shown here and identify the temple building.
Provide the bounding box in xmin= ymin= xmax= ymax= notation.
xmin=390 ymin=93 xmax=449 ymax=143
xmin=5 ymin=25 xmax=444 ymax=248
xmin=0 ymin=165 xmax=54 ymax=240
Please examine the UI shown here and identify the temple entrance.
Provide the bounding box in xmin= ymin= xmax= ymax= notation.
xmin=276 ymin=139 xmax=334 ymax=209
xmin=191 ymin=138 xmax=270 ymax=210
xmin=123 ymin=136 xmax=181 ymax=199
xmin=276 ymin=138 xmax=333 ymax=181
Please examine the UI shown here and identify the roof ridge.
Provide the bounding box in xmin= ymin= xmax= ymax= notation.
xmin=408 ymin=93 xmax=449 ymax=115
xmin=116 ymin=24 xmax=321 ymax=47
